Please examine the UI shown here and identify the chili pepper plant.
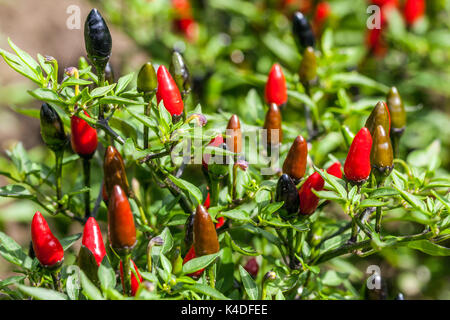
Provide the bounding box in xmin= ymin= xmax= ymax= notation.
xmin=0 ymin=2 xmax=449 ymax=300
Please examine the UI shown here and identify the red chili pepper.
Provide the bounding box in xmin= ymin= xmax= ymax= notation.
xmin=265 ymin=63 xmax=287 ymax=106
xmin=120 ymin=259 xmax=143 ymax=296
xmin=70 ymin=111 xmax=98 ymax=158
xmin=282 ymin=135 xmax=308 ymax=181
xmin=183 ymin=245 xmax=205 ymax=279
xmin=81 ymin=217 xmax=106 ymax=266
xmin=202 ymin=135 xmax=224 ymax=170
xmin=298 ymin=162 xmax=342 ymax=215
xmin=108 ymin=185 xmax=137 ymax=254
xmin=243 ymin=258 xmax=259 ymax=279
xmin=215 ymin=217 xmax=225 ymax=229
xmin=403 ymin=0 xmax=425 ymax=26
xmin=313 ymin=2 xmax=331 ymax=34
xmin=31 ymin=211 xmax=64 ymax=268
xmin=366 ymin=28 xmax=387 ymax=57
xmin=344 ymin=127 xmax=373 ymax=183
xmin=156 ymin=65 xmax=184 ymax=116
xmin=171 ymin=0 xmax=198 ymax=41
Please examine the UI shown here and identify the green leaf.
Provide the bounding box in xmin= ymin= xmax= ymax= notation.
xmin=369 ymin=187 xmax=399 ymax=198
xmin=115 ymin=72 xmax=135 ymax=94
xmin=168 ymin=174 xmax=202 ymax=206
xmin=90 ymin=84 xmax=116 ymax=98
xmin=185 ymin=283 xmax=230 ymax=300
xmin=359 ymin=199 xmax=385 ymax=208
xmin=312 ymin=190 xmax=344 ymax=202
xmin=239 ymin=265 xmax=260 ymax=300
xmin=407 ymin=240 xmax=450 ymax=256
xmin=159 ymin=227 xmax=174 ymax=255
xmin=224 ymin=232 xmax=259 ymax=256
xmin=98 ymin=257 xmax=116 ymax=290
xmin=182 ymin=252 xmax=220 ymax=274
xmin=220 ymin=208 xmax=252 ymax=222
xmin=65 ymin=265 xmax=81 ymax=300
xmin=329 ymin=72 xmax=389 ymax=93
xmin=0 ymin=231 xmax=33 ymax=269
xmin=0 ymin=275 xmax=26 ymax=289
xmin=394 ymin=187 xmax=427 ymax=213
xmin=261 ymin=202 xmax=284 ymax=216
xmin=0 ymin=184 xmax=34 ymax=199
xmin=0 ymin=48 xmax=41 ymax=85
xmin=16 ymin=284 xmax=68 ymax=300
xmin=60 ymin=233 xmax=82 ymax=251
xmin=80 ymin=270 xmax=105 ymax=300
xmin=100 ymin=96 xmax=145 ymax=105
xmin=28 ymin=88 xmax=66 ymax=106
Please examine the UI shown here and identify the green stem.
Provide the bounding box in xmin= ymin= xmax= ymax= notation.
xmin=210 ymin=178 xmax=220 ymax=207
xmin=82 ymin=157 xmax=91 ymax=219
xmin=144 ymin=102 xmax=150 ymax=149
xmin=122 ymin=253 xmax=132 ymax=296
xmin=97 ymin=68 xmax=106 ymax=120
xmin=231 ymin=164 xmax=238 ymax=200
xmin=131 ymin=194 xmax=150 ymax=228
xmin=54 ymin=150 xmax=64 ymax=208
xmin=208 ymin=264 xmax=215 ymax=289
xmin=391 ymin=133 xmax=401 ymax=159
xmin=51 ymin=269 xmax=62 ymax=293
xmin=375 ymin=206 xmax=382 ymax=234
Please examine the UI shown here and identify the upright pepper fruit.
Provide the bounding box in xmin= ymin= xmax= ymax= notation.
xmin=40 ymin=103 xmax=67 ymax=152
xmin=326 ymin=161 xmax=343 ymax=179
xmin=313 ymin=2 xmax=331 ymax=35
xmin=170 ymin=51 xmax=191 ymax=98
xmin=202 ymin=135 xmax=225 ymax=170
xmin=120 ymin=259 xmax=143 ymax=296
xmin=243 ymin=258 xmax=259 ymax=279
xmin=263 ymin=103 xmax=283 ymax=146
xmin=282 ymin=135 xmax=308 ymax=182
xmin=403 ymin=0 xmax=425 ymax=26
xmin=292 ymin=11 xmax=315 ymax=53
xmin=182 ymin=245 xmax=205 ymax=279
xmin=275 ymin=174 xmax=300 ymax=219
xmin=203 ymin=192 xmax=226 ymax=229
xmin=137 ymin=62 xmax=157 ymax=94
xmin=103 ymin=145 xmax=130 ymax=200
xmin=299 ymin=47 xmax=317 ymax=85
xmin=365 ymin=101 xmax=391 ymax=136
xmin=172 ymin=0 xmax=199 ymax=42
xmin=193 ymin=205 xmax=220 ymax=256
xmin=370 ymin=125 xmax=394 ymax=180
xmin=386 ymin=87 xmax=406 ymax=135
xmin=84 ymin=8 xmax=112 ymax=70
xmin=71 ymin=111 xmax=98 ymax=159
xmin=344 ymin=127 xmax=373 ymax=184
xmin=156 ymin=65 xmax=184 ymax=118
xmin=108 ymin=185 xmax=137 ymax=255
xmin=264 ymin=63 xmax=287 ymax=106
xmin=31 ymin=211 xmax=64 ymax=268
xmin=226 ymin=114 xmax=242 ymax=154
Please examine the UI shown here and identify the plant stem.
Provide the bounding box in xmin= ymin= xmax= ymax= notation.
xmin=208 ymin=264 xmax=215 ymax=289
xmin=210 ymin=178 xmax=220 ymax=207
xmin=131 ymin=193 xmax=150 ymax=228
xmin=97 ymin=68 xmax=106 ymax=120
xmin=375 ymin=206 xmax=382 ymax=234
xmin=51 ymin=269 xmax=62 ymax=293
xmin=231 ymin=164 xmax=238 ymax=200
xmin=391 ymin=133 xmax=401 ymax=159
xmin=144 ymin=99 xmax=152 ymax=149
xmin=122 ymin=253 xmax=132 ymax=296
xmin=54 ymin=150 xmax=64 ymax=208
xmin=82 ymin=157 xmax=91 ymax=219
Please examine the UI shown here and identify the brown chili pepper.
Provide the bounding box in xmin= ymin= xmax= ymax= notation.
xmin=104 ymin=146 xmax=130 ymax=199
xmin=193 ymin=204 xmax=220 ymax=256
xmin=226 ymin=114 xmax=242 ymax=154
xmin=282 ymin=135 xmax=308 ymax=181
xmin=263 ymin=103 xmax=283 ymax=146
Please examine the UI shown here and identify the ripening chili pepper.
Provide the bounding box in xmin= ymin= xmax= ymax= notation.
xmin=366 ymin=28 xmax=387 ymax=57
xmin=264 ymin=63 xmax=287 ymax=106
xmin=263 ymin=103 xmax=283 ymax=146
xmin=226 ymin=114 xmax=242 ymax=154
xmin=170 ymin=51 xmax=191 ymax=97
xmin=184 ymin=212 xmax=195 ymax=249
xmin=120 ymin=259 xmax=143 ymax=296
xmin=31 ymin=211 xmax=64 ymax=268
xmin=172 ymin=0 xmax=198 ymax=42
xmin=365 ymin=101 xmax=391 ymax=136
xmin=202 ymin=135 xmax=225 ymax=170
xmin=204 ymin=192 xmax=211 ymax=209
xmin=313 ymin=2 xmax=331 ymax=35
xmin=84 ymin=8 xmax=112 ymax=69
xmin=40 ymin=103 xmax=67 ymax=152
xmin=137 ymin=62 xmax=157 ymax=94
xmin=243 ymin=258 xmax=259 ymax=279
xmin=183 ymin=245 xmax=204 ymax=279
xmin=108 ymin=185 xmax=137 ymax=254
xmin=341 ymin=125 xmax=355 ymax=149
xmin=386 ymin=87 xmax=406 ymax=135
xmin=299 ymin=46 xmax=317 ymax=85
xmin=193 ymin=205 xmax=220 ymax=256
xmin=292 ymin=11 xmax=315 ymax=53
xmin=81 ymin=217 xmax=106 ymax=266
xmin=156 ymin=65 xmax=184 ymax=117
xmin=70 ymin=111 xmax=98 ymax=159
xmin=215 ymin=217 xmax=225 ymax=229
xmin=403 ymin=0 xmax=425 ymax=26
xmin=282 ymin=135 xmax=308 ymax=181
xmin=275 ymin=174 xmax=300 ymax=218
xmin=370 ymin=125 xmax=394 ymax=179
xmin=104 ymin=146 xmax=130 ymax=199
xmin=326 ymin=161 xmax=342 ymax=179
xmin=344 ymin=127 xmax=373 ymax=183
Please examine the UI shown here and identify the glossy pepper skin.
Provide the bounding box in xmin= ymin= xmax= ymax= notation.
xmin=344 ymin=127 xmax=373 ymax=184
xmin=403 ymin=0 xmax=425 ymax=26
xmin=156 ymin=65 xmax=184 ymax=117
xmin=326 ymin=161 xmax=343 ymax=179
xmin=264 ymin=63 xmax=287 ymax=106
xmin=70 ymin=111 xmax=98 ymax=159
xmin=170 ymin=51 xmax=191 ymax=96
xmin=81 ymin=217 xmax=106 ymax=266
xmin=40 ymin=103 xmax=67 ymax=152
xmin=84 ymin=9 xmax=112 ymax=69
xmin=370 ymin=125 xmax=394 ymax=178
xmin=31 ymin=211 xmax=64 ymax=268
xmin=108 ymin=185 xmax=136 ymax=254
xmin=292 ymin=11 xmax=315 ymax=52
xmin=276 ymin=174 xmax=300 ymax=219
xmin=282 ymin=135 xmax=308 ymax=181
xmin=386 ymin=87 xmax=406 ymax=135
xmin=243 ymin=258 xmax=259 ymax=279
xmin=120 ymin=259 xmax=143 ymax=296
xmin=365 ymin=101 xmax=391 ymax=136
xmin=137 ymin=62 xmax=157 ymax=94
xmin=226 ymin=114 xmax=242 ymax=154
xmin=193 ymin=205 xmax=220 ymax=256
xmin=182 ymin=245 xmax=204 ymax=279
xmin=299 ymin=47 xmax=317 ymax=85
xmin=103 ymin=146 xmax=130 ymax=199
xmin=263 ymin=103 xmax=283 ymax=146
